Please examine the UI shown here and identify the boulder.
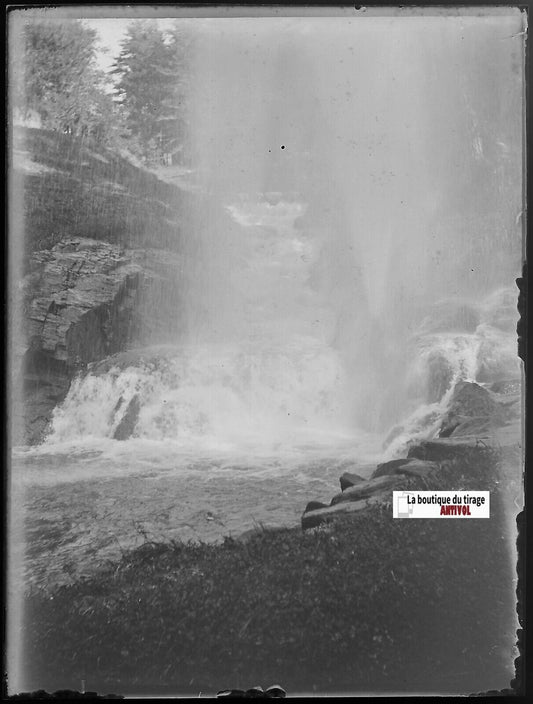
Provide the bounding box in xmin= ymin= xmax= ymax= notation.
xmin=372 ymin=458 xmax=439 ymax=479
xmin=439 ymin=381 xmax=499 ymax=437
xmin=302 ymin=495 xmax=383 ymax=530
xmin=330 ymin=474 xmax=406 ymax=506
xmin=304 ymin=500 xmax=329 ymax=513
xmin=113 ymin=395 xmax=141 ymax=440
xmin=339 ymin=472 xmax=366 ymax=491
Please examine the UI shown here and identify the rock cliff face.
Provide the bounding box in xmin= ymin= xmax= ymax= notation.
xmin=25 ymin=239 xmax=143 ymax=366
xmin=14 ymin=237 xmax=185 ymax=444
xmin=11 ymin=127 xmax=191 ymax=445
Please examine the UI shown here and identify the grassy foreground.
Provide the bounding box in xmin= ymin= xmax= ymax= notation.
xmin=23 ymin=447 xmax=517 ymax=696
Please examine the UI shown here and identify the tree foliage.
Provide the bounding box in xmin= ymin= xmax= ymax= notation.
xmin=17 ymin=19 xmax=125 ymax=146
xmin=111 ymin=20 xmax=189 ymax=164
xmin=14 ymin=17 xmax=190 ymax=162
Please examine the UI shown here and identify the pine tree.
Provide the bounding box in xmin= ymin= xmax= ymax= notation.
xmin=111 ymin=20 xmax=188 ymax=165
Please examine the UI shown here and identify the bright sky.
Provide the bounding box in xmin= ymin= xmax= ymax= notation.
xmin=83 ymin=18 xmax=176 ymax=72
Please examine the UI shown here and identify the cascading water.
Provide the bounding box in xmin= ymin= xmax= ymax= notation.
xmin=381 ymin=285 xmax=521 ymax=454
xmin=49 ymin=339 xmax=353 ymax=448
xmin=42 ymin=285 xmax=520 ymax=462
xmin=14 ymin=15 xmax=523 ymax=532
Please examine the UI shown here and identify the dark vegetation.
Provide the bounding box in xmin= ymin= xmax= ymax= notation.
xmin=14 ymin=17 xmax=190 ymax=164
xmin=13 ymin=126 xmax=192 ymax=265
xmin=111 ymin=21 xmax=191 ymax=164
xmin=23 ymin=446 xmax=516 ymax=696
xmin=14 ymin=19 xmax=121 ymax=147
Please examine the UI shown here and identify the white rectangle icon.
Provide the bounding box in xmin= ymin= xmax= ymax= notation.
xmin=393 ymin=491 xmax=490 ymax=518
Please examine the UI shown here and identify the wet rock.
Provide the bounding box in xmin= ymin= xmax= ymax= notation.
xmin=407 ymin=438 xmax=481 ymax=462
xmin=426 ymin=352 xmax=454 ymax=403
xmin=12 ymin=355 xmax=72 ymax=445
xmin=16 ymin=239 xmax=142 ymax=443
xmin=304 ymin=500 xmax=329 ymax=513
xmin=372 ymin=458 xmax=412 ymax=478
xmin=25 ymin=239 xmax=145 ymax=366
xmin=372 ymin=458 xmax=439 ymax=479
xmin=439 ymin=381 xmax=499 ymax=437
xmin=302 ymin=495 xmax=383 ymax=530
xmin=113 ymin=395 xmax=141 ymax=440
xmin=330 ymin=474 xmax=406 ymax=506
xmin=339 ymin=471 xmax=366 ymax=491
xmin=443 ymin=416 xmax=495 ymax=439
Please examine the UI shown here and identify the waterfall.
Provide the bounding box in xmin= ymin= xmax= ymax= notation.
xmin=46 ymin=15 xmax=522 ymax=452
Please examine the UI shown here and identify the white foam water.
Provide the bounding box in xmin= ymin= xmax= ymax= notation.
xmin=382 ymin=287 xmax=521 ymax=457
xmin=47 ymin=338 xmax=356 ymax=448
xmin=14 ymin=290 xmax=518 ymax=491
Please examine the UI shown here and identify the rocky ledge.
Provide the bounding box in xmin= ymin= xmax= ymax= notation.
xmin=301 ymin=380 xmax=521 ymax=530
xmin=13 ymin=237 xmax=184 ymax=445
